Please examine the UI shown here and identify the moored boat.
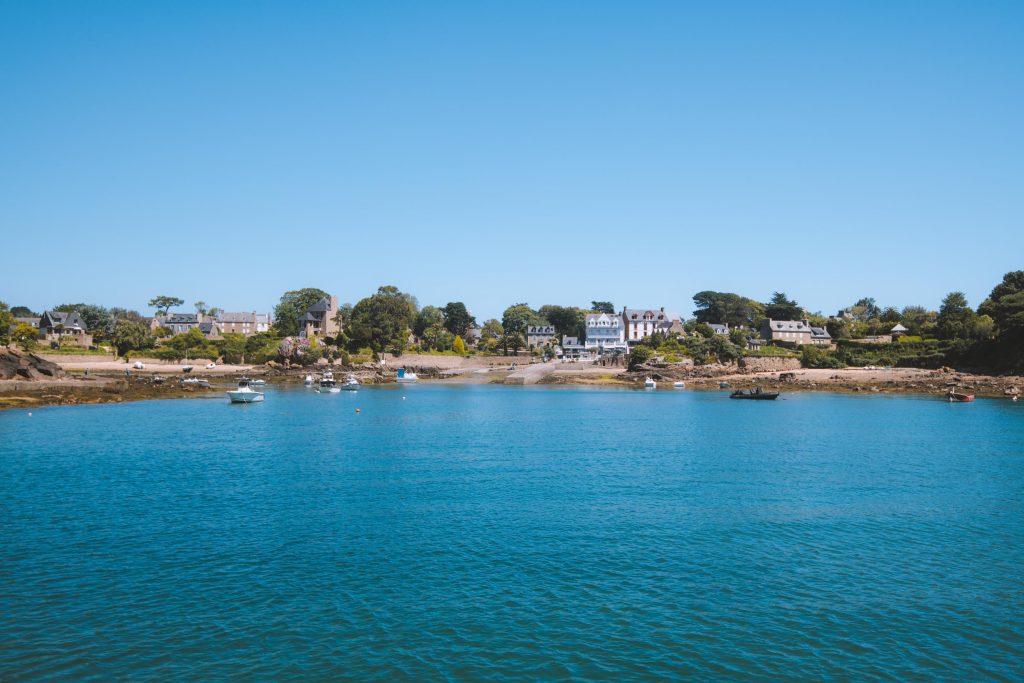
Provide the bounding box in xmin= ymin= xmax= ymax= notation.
xmin=318 ymin=370 xmax=340 ymax=393
xmin=250 ymin=378 xmax=266 ymax=387
xmin=644 ymin=377 xmax=656 ymax=389
xmin=947 ymin=390 xmax=975 ymax=403
xmin=304 ymin=374 xmax=314 ymax=386
xmin=396 ymin=368 xmax=418 ymax=384
xmin=341 ymin=374 xmax=360 ymax=390
xmin=673 ymin=381 xmax=685 ymax=389
xmin=730 ymin=387 xmax=779 ymax=400
xmin=227 ymin=378 xmax=265 ymax=403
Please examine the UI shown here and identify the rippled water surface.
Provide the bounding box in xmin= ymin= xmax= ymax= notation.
xmin=2 ymin=385 xmax=1023 ymax=680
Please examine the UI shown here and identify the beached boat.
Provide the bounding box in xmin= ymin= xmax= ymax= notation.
xmin=730 ymin=388 xmax=779 ymax=400
xmin=644 ymin=377 xmax=657 ymax=389
xmin=318 ymin=370 xmax=340 ymax=393
xmin=947 ymin=390 xmax=975 ymax=403
xmin=396 ymin=368 xmax=418 ymax=384
xmin=340 ymin=374 xmax=360 ymax=390
xmin=227 ymin=378 xmax=264 ymax=403
xmin=182 ymin=378 xmax=210 ymax=388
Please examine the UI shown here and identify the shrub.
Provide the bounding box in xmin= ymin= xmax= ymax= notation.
xmin=801 ymin=345 xmax=845 ymax=369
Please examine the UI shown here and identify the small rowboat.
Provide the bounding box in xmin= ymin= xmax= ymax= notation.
xmin=947 ymin=391 xmax=974 ymax=403
xmin=730 ymin=388 xmax=779 ymax=400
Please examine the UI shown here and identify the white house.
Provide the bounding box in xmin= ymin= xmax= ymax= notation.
xmin=621 ymin=307 xmax=681 ymax=346
xmin=584 ymin=313 xmax=628 ymax=354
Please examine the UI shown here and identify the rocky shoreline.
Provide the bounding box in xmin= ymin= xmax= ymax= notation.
xmin=2 ymin=348 xmax=1021 ymax=410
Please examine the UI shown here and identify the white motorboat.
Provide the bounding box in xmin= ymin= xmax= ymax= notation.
xmin=250 ymin=378 xmax=266 ymax=387
xmin=340 ymin=374 xmax=360 ymax=390
xmin=303 ymin=374 xmax=314 ymax=386
xmin=227 ymin=378 xmax=264 ymax=403
xmin=396 ymin=367 xmax=418 ymax=383
xmin=318 ymin=370 xmax=340 ymax=393
xmin=644 ymin=377 xmax=657 ymax=389
xmin=673 ymin=381 xmax=685 ymax=389
xmin=183 ymin=377 xmax=211 ymax=388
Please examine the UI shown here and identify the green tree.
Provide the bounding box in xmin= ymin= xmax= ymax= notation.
xmin=693 ymin=322 xmax=715 ymax=339
xmin=10 ymin=305 xmax=35 ymax=317
xmin=453 ymin=335 xmax=466 ymax=355
xmin=936 ymin=291 xmax=974 ymax=340
xmin=851 ymin=297 xmax=881 ymax=321
xmin=628 ymin=346 xmax=652 ymax=370
xmin=900 ymin=305 xmax=936 ymax=337
xmin=194 ymin=300 xmax=208 ymax=315
xmin=273 ymin=288 xmax=330 ymax=337
xmin=167 ymin=328 xmax=215 ymax=359
xmin=149 ymin=295 xmax=184 ymax=315
xmin=0 ymin=302 xmax=13 ymax=346
xmin=538 ymin=305 xmax=586 ymax=338
xmin=414 ymin=306 xmax=445 ymax=337
xmin=422 ymin=323 xmax=453 ymax=351
xmin=692 ymin=291 xmax=762 ymax=327
xmin=220 ymin=333 xmax=247 ymax=364
xmin=442 ymin=302 xmax=476 ymax=337
xmin=112 ymin=319 xmax=152 ymax=355
xmin=479 ymin=319 xmax=503 ymax=353
xmin=707 ymin=335 xmax=742 ymax=363
xmin=978 ymin=271 xmax=1024 ymax=370
xmin=501 ymin=304 xmax=536 ymax=355
xmin=591 ymin=301 xmax=615 ymax=314
xmin=12 ymin=322 xmax=39 ymax=350
xmin=728 ymin=327 xmax=748 ymax=347
xmin=764 ymin=292 xmax=803 ymax=321
xmin=880 ymin=307 xmax=902 ymax=323
xmin=348 ymin=285 xmax=417 ymax=353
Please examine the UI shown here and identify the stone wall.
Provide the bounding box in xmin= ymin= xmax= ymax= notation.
xmin=738 ymin=356 xmax=802 ymax=373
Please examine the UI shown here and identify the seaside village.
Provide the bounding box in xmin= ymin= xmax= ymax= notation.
xmin=2 ymin=289 xmax=955 ymax=369
xmin=9 ymin=296 xmax=927 ymax=361
xmin=3 ymin=275 xmax=1024 ymax=401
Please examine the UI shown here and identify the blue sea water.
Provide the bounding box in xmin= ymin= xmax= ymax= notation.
xmin=1 ymin=385 xmax=1023 ymax=681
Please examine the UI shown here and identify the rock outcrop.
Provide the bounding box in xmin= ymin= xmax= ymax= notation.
xmin=0 ymin=347 xmax=66 ymax=381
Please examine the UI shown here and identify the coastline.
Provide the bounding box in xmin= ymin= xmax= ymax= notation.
xmin=3 ymin=360 xmax=1020 ymax=411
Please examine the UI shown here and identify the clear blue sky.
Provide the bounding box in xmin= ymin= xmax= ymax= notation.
xmin=2 ymin=1 xmax=1022 ymax=321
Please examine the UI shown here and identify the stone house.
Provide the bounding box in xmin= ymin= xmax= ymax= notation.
xmin=217 ymin=311 xmax=272 ymax=336
xmin=298 ymin=296 xmax=340 ymax=339
xmin=526 ymin=325 xmax=556 ymax=349
xmin=38 ymin=310 xmax=93 ymax=347
xmin=759 ymin=319 xmax=813 ymax=345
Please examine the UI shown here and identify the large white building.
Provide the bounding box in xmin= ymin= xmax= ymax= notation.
xmin=621 ymin=307 xmax=681 ymax=345
xmin=584 ymin=313 xmax=628 ymax=354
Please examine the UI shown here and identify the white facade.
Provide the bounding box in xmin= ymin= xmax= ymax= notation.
xmin=584 ymin=313 xmax=628 ymax=354
xmin=622 ymin=307 xmax=678 ymax=345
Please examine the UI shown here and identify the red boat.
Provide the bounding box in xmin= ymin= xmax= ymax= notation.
xmin=947 ymin=390 xmax=975 ymax=403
